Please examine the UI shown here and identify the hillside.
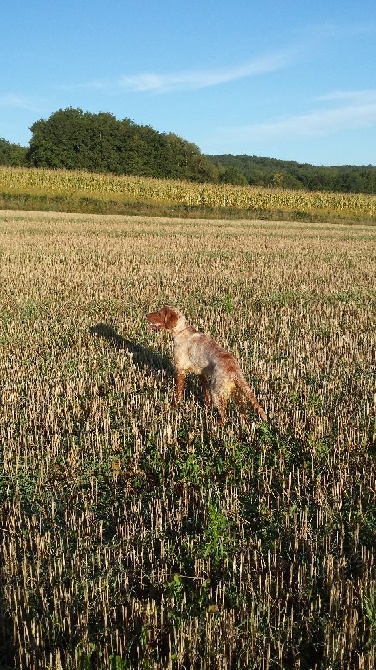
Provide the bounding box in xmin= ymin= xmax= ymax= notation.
xmin=208 ymin=154 xmax=376 ymax=194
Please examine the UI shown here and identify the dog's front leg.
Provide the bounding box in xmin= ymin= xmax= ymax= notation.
xmin=200 ymin=374 xmax=212 ymax=406
xmin=172 ymin=372 xmax=186 ymax=408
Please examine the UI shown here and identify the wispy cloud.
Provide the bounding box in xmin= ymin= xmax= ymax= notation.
xmin=58 ymin=49 xmax=294 ymax=95
xmin=113 ymin=49 xmax=296 ymax=93
xmin=224 ymin=90 xmax=376 ymax=142
xmin=0 ymin=93 xmax=41 ymax=111
xmin=116 ymin=22 xmax=376 ymax=95
xmin=316 ymin=89 xmax=376 ymax=103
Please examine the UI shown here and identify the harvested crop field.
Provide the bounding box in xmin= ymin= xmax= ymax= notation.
xmin=0 ymin=210 xmax=375 ymax=669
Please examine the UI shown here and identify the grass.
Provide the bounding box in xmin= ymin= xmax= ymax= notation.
xmin=0 ymin=210 xmax=375 ymax=669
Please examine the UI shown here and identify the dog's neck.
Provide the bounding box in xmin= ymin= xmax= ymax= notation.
xmin=174 ymin=325 xmax=191 ymax=337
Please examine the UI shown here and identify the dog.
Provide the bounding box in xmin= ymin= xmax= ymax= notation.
xmin=146 ymin=305 xmax=267 ymax=423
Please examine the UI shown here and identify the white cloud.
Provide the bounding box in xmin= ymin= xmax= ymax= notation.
xmin=224 ymin=93 xmax=376 ymax=142
xmin=56 ymin=51 xmax=294 ymax=94
xmin=316 ymin=89 xmax=376 ymax=103
xmin=0 ymin=93 xmax=41 ymax=112
xmin=118 ymin=50 xmax=294 ymax=93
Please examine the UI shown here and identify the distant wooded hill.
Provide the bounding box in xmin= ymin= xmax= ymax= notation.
xmin=1 ymin=108 xmax=375 ymax=194
xmin=207 ymin=154 xmax=376 ymax=194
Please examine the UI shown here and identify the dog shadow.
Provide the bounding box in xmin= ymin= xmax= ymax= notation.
xmin=89 ymin=323 xmax=174 ymax=377
xmin=89 ymin=322 xmax=204 ymax=404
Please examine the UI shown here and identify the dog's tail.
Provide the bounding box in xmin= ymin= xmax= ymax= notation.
xmin=234 ymin=373 xmax=267 ymax=421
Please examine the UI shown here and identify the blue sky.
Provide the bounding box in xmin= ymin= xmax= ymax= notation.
xmin=2 ymin=0 xmax=376 ymax=165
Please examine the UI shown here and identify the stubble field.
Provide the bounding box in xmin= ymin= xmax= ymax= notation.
xmin=0 ymin=210 xmax=375 ymax=669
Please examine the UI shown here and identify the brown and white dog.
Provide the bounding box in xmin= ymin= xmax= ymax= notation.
xmin=146 ymin=305 xmax=267 ymax=423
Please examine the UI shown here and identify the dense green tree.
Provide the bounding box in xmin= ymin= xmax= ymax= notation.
xmin=219 ymin=165 xmax=248 ymax=185
xmin=163 ymin=133 xmax=211 ymax=181
xmin=27 ymin=108 xmax=120 ymax=171
xmin=0 ymin=138 xmax=27 ymax=166
xmin=26 ymin=108 xmax=218 ymax=183
xmin=175 ymin=138 xmax=219 ymax=183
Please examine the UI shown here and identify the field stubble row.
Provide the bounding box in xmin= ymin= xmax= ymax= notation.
xmin=0 ymin=211 xmax=375 ymax=669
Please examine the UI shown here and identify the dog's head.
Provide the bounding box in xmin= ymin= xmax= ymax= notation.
xmin=146 ymin=306 xmax=181 ymax=332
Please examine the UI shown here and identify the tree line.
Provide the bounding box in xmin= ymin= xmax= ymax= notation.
xmin=1 ymin=107 xmax=375 ymax=194
xmin=208 ymin=154 xmax=376 ymax=194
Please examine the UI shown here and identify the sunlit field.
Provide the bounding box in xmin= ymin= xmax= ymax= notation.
xmin=0 ymin=210 xmax=375 ymax=669
xmin=1 ymin=167 xmax=376 ymax=223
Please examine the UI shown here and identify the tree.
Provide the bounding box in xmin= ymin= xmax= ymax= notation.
xmin=0 ymin=138 xmax=27 ymax=166
xmin=219 ymin=165 xmax=248 ymax=185
xmin=27 ymin=108 xmax=121 ymax=171
xmin=26 ymin=107 xmax=219 ymax=182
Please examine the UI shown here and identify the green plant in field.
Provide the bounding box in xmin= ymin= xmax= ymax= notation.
xmin=364 ymin=591 xmax=376 ymax=647
xmin=166 ymin=573 xmax=185 ymax=624
xmin=75 ymin=642 xmax=97 ymax=670
xmin=310 ymin=436 xmax=330 ymax=463
xmin=203 ymin=501 xmax=233 ymax=565
xmin=223 ymin=293 xmax=233 ymax=314
xmin=307 ymin=391 xmax=323 ymax=410
xmin=109 ymin=655 xmax=129 ymax=670
xmin=180 ymin=452 xmax=204 ymax=486
xmin=74 ymin=645 xmax=130 ymax=670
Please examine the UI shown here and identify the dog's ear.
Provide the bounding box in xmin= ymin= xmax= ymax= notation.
xmin=163 ymin=307 xmax=179 ymax=330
